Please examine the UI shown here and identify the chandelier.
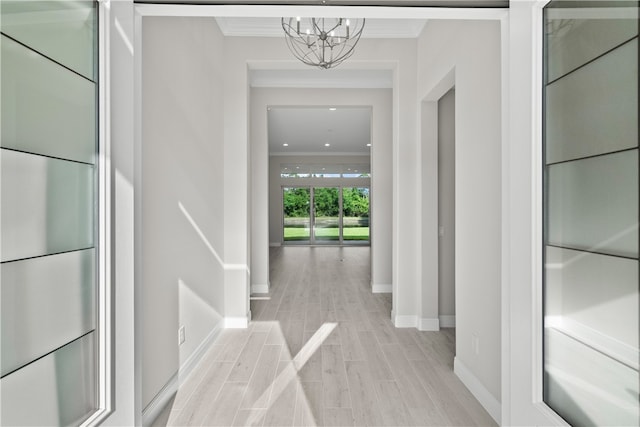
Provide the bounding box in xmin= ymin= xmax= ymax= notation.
xmin=281 ymin=17 xmax=365 ymax=69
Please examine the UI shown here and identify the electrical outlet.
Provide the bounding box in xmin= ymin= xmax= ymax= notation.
xmin=178 ymin=326 xmax=185 ymax=345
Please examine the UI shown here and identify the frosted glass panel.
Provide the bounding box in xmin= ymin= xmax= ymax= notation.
xmin=545 ymin=328 xmax=639 ymax=426
xmin=0 ymin=332 xmax=96 ymax=426
xmin=0 ymin=0 xmax=96 ymax=80
xmin=546 ymin=7 xmax=638 ymax=82
xmin=546 ymin=39 xmax=638 ymax=164
xmin=1 ymin=249 xmax=95 ymax=376
xmin=1 ymin=149 xmax=94 ymax=262
xmin=547 ymin=150 xmax=638 ymax=258
xmin=545 ymin=246 xmax=638 ymax=362
xmin=1 ymin=35 xmax=96 ymax=164
xmin=544 ymin=2 xmax=639 ymax=425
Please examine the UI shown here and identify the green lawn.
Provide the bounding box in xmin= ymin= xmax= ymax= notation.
xmin=284 ymin=227 xmax=369 ymax=241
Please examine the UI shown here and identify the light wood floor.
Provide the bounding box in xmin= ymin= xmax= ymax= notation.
xmin=154 ymin=246 xmax=496 ymax=427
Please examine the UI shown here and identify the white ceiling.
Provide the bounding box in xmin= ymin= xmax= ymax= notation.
xmin=268 ymin=106 xmax=371 ymax=155
xmin=238 ymin=18 xmax=397 ymax=155
xmin=215 ymin=17 xmax=427 ymax=38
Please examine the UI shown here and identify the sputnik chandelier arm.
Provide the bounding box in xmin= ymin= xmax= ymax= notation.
xmin=281 ymin=17 xmax=365 ymax=69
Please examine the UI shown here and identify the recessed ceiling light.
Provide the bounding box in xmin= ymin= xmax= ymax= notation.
xmin=366 ymin=143 xmax=372 ymax=147
xmin=296 ymin=166 xmax=300 ymax=169
xmin=324 ymin=143 xmax=331 ymax=147
xmin=283 ymin=143 xmax=289 ymax=147
xmin=329 ymin=107 xmax=337 ymax=111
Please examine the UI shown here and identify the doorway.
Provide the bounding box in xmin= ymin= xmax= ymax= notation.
xmin=438 ymin=88 xmax=456 ymax=328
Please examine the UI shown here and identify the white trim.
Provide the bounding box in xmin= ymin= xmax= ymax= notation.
xmin=438 ymin=315 xmax=456 ymax=328
xmin=180 ymin=320 xmax=224 ymax=383
xmin=372 ymin=283 xmax=392 ymax=293
xmin=251 ymin=283 xmax=270 ymax=294
xmin=269 ymin=242 xmax=281 ymax=247
xmin=135 ymin=4 xmax=508 ymax=21
xmin=141 ymin=320 xmax=223 ymax=427
xmin=141 ymin=373 xmax=178 ymax=427
xmin=225 ymin=316 xmax=250 ymax=329
xmin=499 ymin=7 xmax=512 ymax=426
xmin=454 ymin=357 xmax=501 ymax=425
xmin=393 ymin=315 xmax=418 ymax=328
xmin=418 ymin=318 xmax=440 ymax=331
xmin=82 ymin=2 xmax=113 ymax=426
xmin=504 ymin=2 xmax=567 ymax=425
xmin=216 ymin=16 xmax=427 ymax=39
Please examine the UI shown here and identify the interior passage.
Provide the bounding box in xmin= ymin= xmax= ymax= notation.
xmin=154 ymin=247 xmax=496 ymax=426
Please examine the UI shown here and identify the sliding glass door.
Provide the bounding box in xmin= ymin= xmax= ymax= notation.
xmin=283 ymin=186 xmax=369 ymax=245
xmin=283 ymin=187 xmax=311 ymax=242
xmin=313 ymin=187 xmax=340 ymax=242
xmin=342 ymin=187 xmax=370 ymax=242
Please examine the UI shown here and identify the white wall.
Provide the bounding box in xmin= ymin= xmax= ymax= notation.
xmin=250 ymin=88 xmax=392 ymax=293
xmin=141 ymin=16 xmax=225 ymax=409
xmin=417 ymin=19 xmax=502 ymax=419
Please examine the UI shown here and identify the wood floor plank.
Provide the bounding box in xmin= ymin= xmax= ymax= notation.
xmin=172 ymin=344 xmax=224 ymax=411
xmin=232 ymin=409 xmax=266 ymax=427
xmin=227 ymin=331 xmax=269 ymax=382
xmin=357 ymin=331 xmax=394 ymax=381
xmin=410 ymin=359 xmax=479 ymax=427
xmin=281 ymin=320 xmax=305 ymax=361
xmin=266 ymin=321 xmax=287 ymax=346
xmin=240 ymin=345 xmax=282 ymax=409
xmin=298 ymin=347 xmax=323 ymax=382
xmin=263 ymin=361 xmax=298 ymax=426
xmin=339 ymin=322 xmax=366 ymax=361
xmin=201 ymin=381 xmax=247 ymax=426
xmin=170 ymin=361 xmax=234 ymax=426
xmin=379 ymin=343 xmax=447 ymax=425
xmin=216 ymin=330 xmax=252 ymax=362
xmin=321 ymin=345 xmax=352 ymax=408
xmin=374 ymin=381 xmax=411 ymax=426
xmin=324 ymin=408 xmax=355 ymax=426
xmin=293 ymin=382 xmax=324 ymax=427
xmin=345 ymin=360 xmax=384 ymax=426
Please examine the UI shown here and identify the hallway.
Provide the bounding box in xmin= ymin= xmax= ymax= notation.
xmin=155 ymin=247 xmax=496 ymax=426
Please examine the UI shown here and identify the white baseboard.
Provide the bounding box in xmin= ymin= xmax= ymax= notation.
xmin=418 ymin=317 xmax=440 ymax=331
xmin=269 ymin=242 xmax=281 ymax=247
xmin=454 ymin=357 xmax=501 ymax=425
xmin=142 ymin=320 xmax=224 ymax=426
xmin=439 ymin=315 xmax=456 ymax=328
xmin=225 ymin=315 xmax=249 ymax=328
xmin=251 ymin=283 xmax=269 ymax=294
xmin=372 ymin=283 xmax=392 ymax=293
xmin=142 ymin=372 xmax=178 ymax=427
xmin=393 ymin=314 xmax=418 ymax=328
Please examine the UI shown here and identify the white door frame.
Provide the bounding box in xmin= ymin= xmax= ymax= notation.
xmin=103 ymin=2 xmax=571 ymax=425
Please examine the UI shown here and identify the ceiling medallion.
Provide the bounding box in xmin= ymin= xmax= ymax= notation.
xmin=281 ymin=17 xmax=365 ymax=69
